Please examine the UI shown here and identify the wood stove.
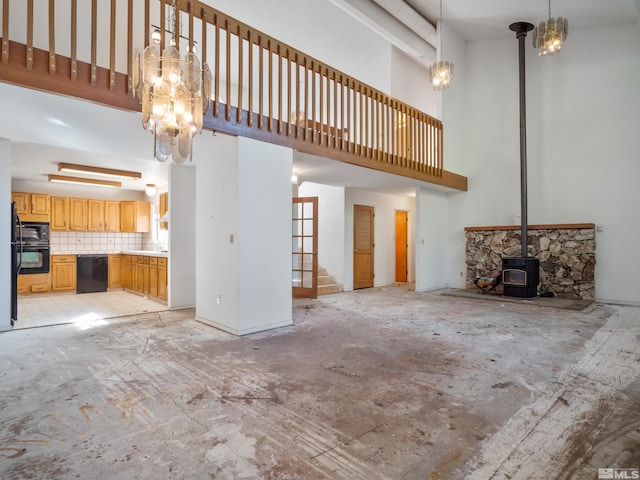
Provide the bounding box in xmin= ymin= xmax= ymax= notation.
xmin=502 ymin=257 xmax=539 ymax=298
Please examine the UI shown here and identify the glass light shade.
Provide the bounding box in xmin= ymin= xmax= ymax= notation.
xmin=532 ymin=17 xmax=568 ymax=56
xmin=429 ymin=60 xmax=454 ymax=91
xmin=145 ymin=184 xmax=157 ymax=196
xmin=131 ymin=25 xmax=210 ymax=163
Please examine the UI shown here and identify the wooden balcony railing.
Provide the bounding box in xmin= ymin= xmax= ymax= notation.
xmin=0 ymin=0 xmax=467 ymax=191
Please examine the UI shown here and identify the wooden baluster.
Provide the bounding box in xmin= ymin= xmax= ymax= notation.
xmin=258 ymin=36 xmax=263 ymax=130
xmin=268 ymin=39 xmax=272 ymax=132
xmin=90 ymin=0 xmax=97 ymax=85
xmin=214 ymin=14 xmax=219 ymax=118
xmin=286 ymin=48 xmax=291 ymax=136
xmin=333 ymin=71 xmax=337 ymax=149
xmin=201 ymin=7 xmax=207 ymax=64
xmin=26 ymin=0 xmax=33 ymax=70
xmin=48 ymin=0 xmax=55 ymax=75
xmin=126 ymin=0 xmax=132 ymax=91
xmin=159 ymin=0 xmax=165 ymax=52
xmin=311 ymin=61 xmax=316 ymax=143
xmin=294 ymin=53 xmax=299 ymax=139
xmin=318 ymin=65 xmax=323 ymax=145
xmin=225 ymin=19 xmax=230 ymax=121
xmin=277 ymin=44 xmax=282 ymax=135
xmin=144 ymin=0 xmax=149 ymax=47
xmin=247 ymin=29 xmax=253 ymax=127
xmin=109 ymin=0 xmax=116 ymax=89
xmin=1 ymin=0 xmax=8 ymax=65
xmin=303 ymin=57 xmax=308 ymax=142
xmin=237 ymin=24 xmax=243 ymax=124
xmin=340 ymin=75 xmax=344 ymax=151
xmin=346 ymin=79 xmax=351 ymax=153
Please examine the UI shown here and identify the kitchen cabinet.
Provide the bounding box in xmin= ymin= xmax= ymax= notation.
xmin=69 ymin=198 xmax=88 ymax=231
xmin=87 ymin=199 xmax=104 ymax=231
xmin=12 ymin=192 xmax=50 ymax=222
xmin=104 ymin=201 xmax=120 ymax=232
xmin=120 ymin=201 xmax=150 ymax=233
xmin=51 ymin=255 xmax=77 ymax=292
xmin=124 ymin=255 xmax=132 ymax=289
xmin=159 ymin=192 xmax=168 ymax=230
xmin=50 ymin=196 xmax=69 ymax=231
xmin=108 ymin=254 xmax=124 ymax=289
xmin=158 ymin=258 xmax=168 ymax=301
xmin=123 ymin=253 xmax=167 ymax=302
xmin=149 ymin=257 xmax=158 ymax=297
xmin=17 ymin=273 xmax=50 ymax=294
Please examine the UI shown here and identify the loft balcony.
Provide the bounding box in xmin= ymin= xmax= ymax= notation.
xmin=0 ymin=0 xmax=467 ymax=191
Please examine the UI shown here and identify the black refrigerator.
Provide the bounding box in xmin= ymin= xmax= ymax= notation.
xmin=10 ymin=202 xmax=21 ymax=326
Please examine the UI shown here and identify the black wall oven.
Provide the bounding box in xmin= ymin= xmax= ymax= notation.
xmin=17 ymin=222 xmax=50 ymax=274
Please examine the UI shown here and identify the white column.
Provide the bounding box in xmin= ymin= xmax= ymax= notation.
xmin=168 ymin=163 xmax=196 ymax=309
xmin=196 ymin=134 xmax=293 ymax=335
xmin=0 ymin=139 xmax=12 ymax=331
xmin=415 ymin=187 xmax=449 ymax=291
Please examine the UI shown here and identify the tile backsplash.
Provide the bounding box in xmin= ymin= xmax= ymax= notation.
xmin=50 ymin=232 xmax=143 ymax=254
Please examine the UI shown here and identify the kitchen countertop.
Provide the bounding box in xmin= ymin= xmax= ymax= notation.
xmin=121 ymin=250 xmax=169 ymax=258
xmin=50 ymin=250 xmax=169 ymax=258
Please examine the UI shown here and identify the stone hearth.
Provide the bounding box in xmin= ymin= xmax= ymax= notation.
xmin=465 ymin=224 xmax=596 ymax=300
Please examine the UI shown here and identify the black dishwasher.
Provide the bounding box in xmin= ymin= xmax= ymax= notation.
xmin=76 ymin=254 xmax=108 ymax=293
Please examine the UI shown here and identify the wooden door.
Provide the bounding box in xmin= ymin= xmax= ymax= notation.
xmin=120 ymin=201 xmax=136 ymax=232
xmin=395 ymin=210 xmax=408 ymax=282
xmin=12 ymin=192 xmax=29 ymax=215
xmin=292 ymin=197 xmax=318 ymax=299
xmin=149 ymin=257 xmax=158 ymax=297
xmin=354 ymin=204 xmax=374 ymax=289
xmin=158 ymin=258 xmax=168 ymax=300
xmin=50 ymin=197 xmax=69 ymax=231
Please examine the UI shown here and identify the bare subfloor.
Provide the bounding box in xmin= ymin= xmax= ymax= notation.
xmin=1 ymin=286 xmax=639 ymax=479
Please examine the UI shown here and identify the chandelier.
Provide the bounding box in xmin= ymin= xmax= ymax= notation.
xmin=131 ymin=0 xmax=211 ymax=163
xmin=429 ymin=0 xmax=454 ymax=90
xmin=532 ymin=0 xmax=568 ymax=56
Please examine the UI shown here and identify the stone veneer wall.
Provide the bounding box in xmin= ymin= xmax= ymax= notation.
xmin=465 ymin=224 xmax=596 ymax=300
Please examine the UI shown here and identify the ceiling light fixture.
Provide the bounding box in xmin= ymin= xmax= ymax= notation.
xmin=532 ymin=0 xmax=568 ymax=56
xmin=58 ymin=162 xmax=141 ymax=180
xmin=48 ymin=174 xmax=122 ymax=188
xmin=131 ymin=0 xmax=211 ymax=163
xmin=145 ymin=184 xmax=157 ymax=196
xmin=429 ymin=0 xmax=454 ymax=91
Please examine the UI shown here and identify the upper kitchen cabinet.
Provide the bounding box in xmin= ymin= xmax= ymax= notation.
xmin=50 ymin=196 xmax=69 ymax=231
xmin=159 ymin=192 xmax=168 ymax=230
xmin=86 ymin=199 xmax=104 ymax=231
xmin=104 ymin=201 xmax=120 ymax=232
xmin=69 ymin=198 xmax=88 ymax=231
xmin=120 ymin=201 xmax=150 ymax=233
xmin=12 ymin=192 xmax=50 ymax=222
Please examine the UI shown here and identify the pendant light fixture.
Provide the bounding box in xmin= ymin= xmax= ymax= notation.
xmin=132 ymin=0 xmax=211 ymax=163
xmin=429 ymin=0 xmax=454 ymax=91
xmin=532 ymin=0 xmax=568 ymax=56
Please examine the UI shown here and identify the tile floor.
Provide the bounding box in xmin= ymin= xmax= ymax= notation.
xmin=14 ymin=291 xmax=167 ymax=329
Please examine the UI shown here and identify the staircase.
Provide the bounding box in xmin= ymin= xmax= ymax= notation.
xmin=317 ymin=267 xmax=343 ymax=295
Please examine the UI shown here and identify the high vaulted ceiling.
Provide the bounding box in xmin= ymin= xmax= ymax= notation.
xmin=4 ymin=0 xmax=639 ymax=194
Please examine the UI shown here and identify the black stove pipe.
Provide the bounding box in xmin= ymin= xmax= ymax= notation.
xmin=509 ymin=22 xmax=534 ymax=258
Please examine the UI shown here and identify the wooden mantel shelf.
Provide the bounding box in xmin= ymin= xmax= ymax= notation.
xmin=464 ymin=223 xmax=595 ymax=232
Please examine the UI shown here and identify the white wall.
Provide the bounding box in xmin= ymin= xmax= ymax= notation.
xmin=390 ymin=46 xmax=436 ymax=116
xmin=415 ymin=187 xmax=449 ymax=291
xmin=237 ymin=138 xmax=293 ymax=334
xmin=445 ymin=24 xmax=640 ymax=304
xmin=298 ymin=182 xmax=346 ymax=284
xmin=195 ymin=134 xmax=292 ymax=335
xmin=204 ymin=0 xmax=393 ymax=94
xmin=10 ymin=180 xmax=146 ymax=201
xmin=343 ymin=189 xmax=414 ymax=291
xmin=168 ymin=164 xmax=196 ymax=309
xmin=0 ymin=139 xmax=11 ymax=331
xmin=196 ymin=133 xmax=240 ymax=333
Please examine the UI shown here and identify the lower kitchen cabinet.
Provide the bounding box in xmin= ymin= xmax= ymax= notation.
xmin=108 ymin=254 xmax=124 ymax=289
xmin=17 ymin=273 xmax=50 ymax=294
xmin=123 ymin=254 xmax=167 ymax=302
xmin=51 ymin=255 xmax=77 ymax=292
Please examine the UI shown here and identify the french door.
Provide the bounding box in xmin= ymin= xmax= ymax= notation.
xmin=292 ymin=197 xmax=318 ymax=298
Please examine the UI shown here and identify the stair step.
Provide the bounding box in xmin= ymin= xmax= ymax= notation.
xmin=317 ymin=267 xmax=328 ymax=277
xmin=318 ymin=283 xmax=343 ymax=295
xmin=318 ymin=275 xmax=336 ymax=286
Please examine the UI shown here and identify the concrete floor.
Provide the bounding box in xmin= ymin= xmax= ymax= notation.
xmin=1 ymin=286 xmax=639 ymax=479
